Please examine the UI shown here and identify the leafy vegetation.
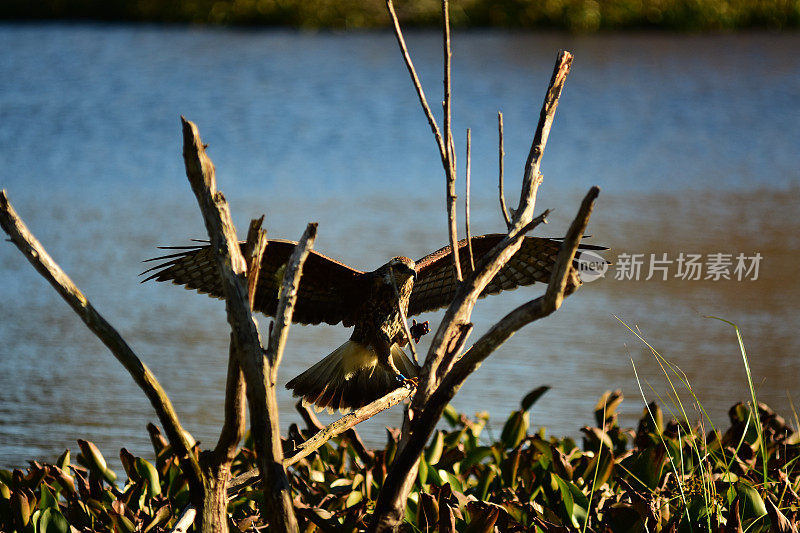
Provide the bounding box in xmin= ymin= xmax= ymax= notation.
xmin=2 ymin=0 xmax=798 ymax=31
xmin=2 ymin=386 xmax=798 ymax=531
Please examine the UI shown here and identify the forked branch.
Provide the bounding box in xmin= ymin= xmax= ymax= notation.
xmin=181 ymin=117 xmax=300 ymax=532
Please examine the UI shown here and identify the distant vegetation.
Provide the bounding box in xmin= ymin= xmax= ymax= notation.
xmin=2 ymin=0 xmax=798 ymax=30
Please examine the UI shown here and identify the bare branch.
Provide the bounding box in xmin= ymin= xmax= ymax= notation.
xmin=375 ymin=189 xmax=598 ymax=531
xmin=515 ymin=51 xmax=573 ymax=225
xmin=452 ymin=187 xmax=598 ymax=384
xmin=497 ymin=112 xmax=511 ymax=229
xmin=285 ymin=387 xmax=412 ymax=467
xmin=295 ymin=401 xmax=375 ymax=462
xmin=214 ymin=219 xmax=266 ymax=461
xmin=0 ymin=190 xmax=204 ymax=498
xmin=386 ymin=0 xmax=461 ymax=283
xmin=244 ymin=216 xmax=268 ymax=304
xmin=385 ymin=0 xmax=446 ymax=164
xmin=445 ymin=172 xmax=462 ymax=283
xmin=267 ymin=222 xmax=318 ymax=379
xmin=217 ymin=388 xmax=412 ymax=503
xmin=442 ymin=0 xmax=453 ymax=167
xmin=181 ymin=117 xmax=298 ymax=532
xmin=415 ymin=209 xmax=551 ymax=404
xmin=464 ymin=128 xmax=475 ymax=273
xmin=388 ymin=265 xmax=420 ymax=367
xmin=170 ymin=506 xmax=196 ymax=533
xmin=214 ymin=341 xmax=247 ymax=461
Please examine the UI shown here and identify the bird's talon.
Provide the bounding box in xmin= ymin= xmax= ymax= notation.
xmin=396 ymin=374 xmax=418 ymax=389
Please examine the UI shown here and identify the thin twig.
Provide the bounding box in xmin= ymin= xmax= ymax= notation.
xmin=387 ymin=0 xmax=461 ymax=283
xmin=464 ymin=128 xmax=475 ymax=273
xmin=385 ymin=0 xmax=446 ymax=165
xmin=497 ymin=112 xmax=511 ymax=229
xmin=0 ymin=190 xmax=205 ymax=501
xmin=388 ymin=265 xmax=420 ymax=367
xmin=442 ymin=0 xmax=461 ymax=283
xmin=442 ymin=0 xmax=453 ymax=167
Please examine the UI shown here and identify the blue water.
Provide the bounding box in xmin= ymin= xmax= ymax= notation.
xmin=1 ymin=24 xmax=799 ymax=471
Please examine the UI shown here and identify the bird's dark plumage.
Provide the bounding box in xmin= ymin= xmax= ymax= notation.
xmin=143 ymin=234 xmax=604 ymax=412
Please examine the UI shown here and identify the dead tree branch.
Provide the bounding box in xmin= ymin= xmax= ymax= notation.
xmin=0 ymin=190 xmax=205 ymax=502
xmin=285 ymin=387 xmax=413 ymax=467
xmin=205 ymin=387 xmax=413 ymax=504
xmin=384 ymin=0 xmax=446 ymax=163
xmin=214 ymin=219 xmax=266 ymax=462
xmin=464 ymin=128 xmax=475 ymax=273
xmin=515 ymin=51 xmax=573 ymax=226
xmin=181 ymin=117 xmax=300 ymax=532
xmin=372 ymin=189 xmax=598 ymax=532
xmin=497 ymin=112 xmax=512 ymax=229
xmin=371 ymin=4 xmax=586 ymax=530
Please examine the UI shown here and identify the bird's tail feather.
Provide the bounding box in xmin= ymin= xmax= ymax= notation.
xmin=286 ymin=340 xmax=417 ymax=414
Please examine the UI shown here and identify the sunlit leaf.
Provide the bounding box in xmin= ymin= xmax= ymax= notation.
xmin=426 ymin=431 xmax=445 ymax=466
xmin=38 ymin=507 xmax=69 ymax=533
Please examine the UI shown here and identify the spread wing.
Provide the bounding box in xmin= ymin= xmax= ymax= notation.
xmin=141 ymin=239 xmax=365 ymax=326
xmin=408 ymin=234 xmax=605 ymax=316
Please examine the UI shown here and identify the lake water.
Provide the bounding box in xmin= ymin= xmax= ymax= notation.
xmin=1 ymin=24 xmax=799 ymax=472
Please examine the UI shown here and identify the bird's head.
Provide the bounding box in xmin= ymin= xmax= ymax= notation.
xmin=382 ymin=256 xmax=417 ymax=287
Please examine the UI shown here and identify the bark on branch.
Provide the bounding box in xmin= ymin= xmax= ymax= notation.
xmin=285 ymin=386 xmax=413 ymax=467
xmin=181 ymin=117 xmax=301 ymax=532
xmin=515 ymin=51 xmax=573 ymax=226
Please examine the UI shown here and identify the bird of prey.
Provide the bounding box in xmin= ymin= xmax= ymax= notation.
xmin=142 ymin=234 xmax=604 ymax=413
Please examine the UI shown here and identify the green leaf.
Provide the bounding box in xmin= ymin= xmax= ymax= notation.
xmin=500 ymin=410 xmax=529 ymax=450
xmin=461 ymin=447 xmax=493 ymax=471
xmin=475 ymin=466 xmax=497 ymax=501
xmin=344 ymin=490 xmax=363 ymax=508
xmin=566 ymin=480 xmax=589 ymax=529
xmin=441 ymin=470 xmax=463 ymax=494
xmin=552 ymin=473 xmax=575 ymax=526
xmin=443 ymin=404 xmax=460 ymax=427
xmin=38 ymin=484 xmax=56 ymax=510
xmin=735 ymin=480 xmax=767 ymax=522
xmin=521 ymin=386 xmax=551 ymax=412
xmin=38 ymin=507 xmax=69 ymax=533
xmin=426 ymin=431 xmax=445 ymax=466
xmin=56 ymin=450 xmax=70 ymax=472
xmin=134 ymin=458 xmax=161 ymax=496
xmin=417 ymin=455 xmax=429 ymax=487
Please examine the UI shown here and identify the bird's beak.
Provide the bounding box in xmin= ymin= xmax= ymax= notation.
xmin=408 ymin=265 xmax=417 ymax=280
